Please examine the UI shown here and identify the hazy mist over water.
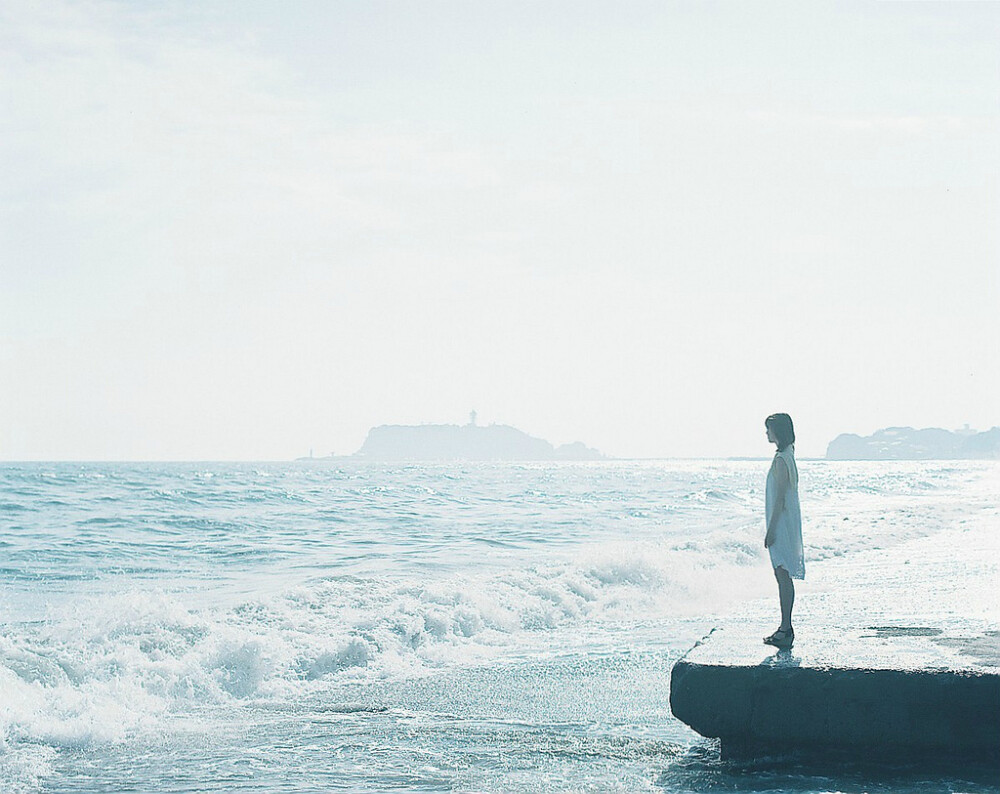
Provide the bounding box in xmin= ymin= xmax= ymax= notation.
xmin=1 ymin=1 xmax=998 ymax=461
xmin=1 ymin=3 xmax=999 ymax=792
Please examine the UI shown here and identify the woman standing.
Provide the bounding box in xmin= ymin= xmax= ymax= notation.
xmin=763 ymin=413 xmax=804 ymax=648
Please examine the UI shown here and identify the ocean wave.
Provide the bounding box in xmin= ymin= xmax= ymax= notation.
xmin=0 ymin=532 xmax=769 ymax=758
xmin=3 ymin=459 xmax=996 ymax=790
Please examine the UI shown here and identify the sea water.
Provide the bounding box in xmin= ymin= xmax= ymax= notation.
xmin=0 ymin=460 xmax=997 ymax=793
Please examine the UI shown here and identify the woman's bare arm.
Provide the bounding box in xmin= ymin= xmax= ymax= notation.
xmin=764 ymin=456 xmax=789 ymax=548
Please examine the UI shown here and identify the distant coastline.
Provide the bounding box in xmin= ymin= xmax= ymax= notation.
xmin=297 ymin=422 xmax=1000 ymax=463
xmin=826 ymin=426 xmax=1000 ymax=460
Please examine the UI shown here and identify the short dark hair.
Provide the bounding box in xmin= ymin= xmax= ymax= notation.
xmin=766 ymin=413 xmax=795 ymax=450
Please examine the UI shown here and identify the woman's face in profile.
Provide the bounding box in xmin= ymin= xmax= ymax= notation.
xmin=766 ymin=424 xmax=777 ymax=444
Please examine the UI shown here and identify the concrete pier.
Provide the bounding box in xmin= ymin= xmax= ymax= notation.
xmin=670 ymin=623 xmax=1000 ymax=762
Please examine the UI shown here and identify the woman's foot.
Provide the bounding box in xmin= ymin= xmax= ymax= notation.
xmin=763 ymin=627 xmax=794 ymax=648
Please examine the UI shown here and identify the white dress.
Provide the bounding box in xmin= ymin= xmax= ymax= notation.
xmin=766 ymin=444 xmax=805 ymax=579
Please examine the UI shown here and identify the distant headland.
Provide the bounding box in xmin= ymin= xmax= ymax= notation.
xmin=826 ymin=426 xmax=1000 ymax=460
xmin=304 ymin=413 xmax=605 ymax=462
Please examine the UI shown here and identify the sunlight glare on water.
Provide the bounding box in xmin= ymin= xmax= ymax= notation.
xmin=1 ymin=460 xmax=997 ymax=792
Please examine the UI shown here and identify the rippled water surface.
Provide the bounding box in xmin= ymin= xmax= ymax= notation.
xmin=1 ymin=460 xmax=997 ymax=792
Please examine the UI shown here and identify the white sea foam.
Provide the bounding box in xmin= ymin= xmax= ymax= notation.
xmin=0 ymin=534 xmax=770 ymax=762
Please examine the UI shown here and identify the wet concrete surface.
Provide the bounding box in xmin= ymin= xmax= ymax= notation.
xmin=670 ymin=623 xmax=1000 ymax=762
xmin=670 ymin=507 xmax=1000 ymax=763
xmin=678 ymin=622 xmax=1000 ymax=674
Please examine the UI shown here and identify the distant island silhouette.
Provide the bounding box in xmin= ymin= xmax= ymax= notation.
xmin=826 ymin=426 xmax=1000 ymax=460
xmin=356 ymin=417 xmax=604 ymax=461
xmin=301 ymin=413 xmax=606 ymax=462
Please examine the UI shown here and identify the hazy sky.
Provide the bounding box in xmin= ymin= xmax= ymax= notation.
xmin=2 ymin=1 xmax=998 ymax=460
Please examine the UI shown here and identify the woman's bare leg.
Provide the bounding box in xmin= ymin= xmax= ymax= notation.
xmin=774 ymin=566 xmax=794 ymax=631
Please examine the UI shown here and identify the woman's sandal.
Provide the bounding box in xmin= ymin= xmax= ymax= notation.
xmin=763 ymin=628 xmax=794 ymax=648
